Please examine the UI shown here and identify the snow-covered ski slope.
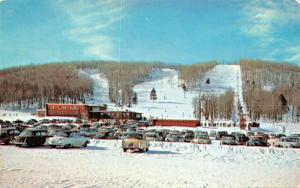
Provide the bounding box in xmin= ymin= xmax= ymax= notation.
xmin=79 ymin=69 xmax=111 ymax=105
xmin=128 ymin=69 xmax=199 ymax=119
xmin=1 ymin=140 xmax=300 ymax=188
xmin=128 ymin=65 xmax=246 ymax=120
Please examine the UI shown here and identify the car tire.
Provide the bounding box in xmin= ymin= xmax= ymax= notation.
xmin=3 ymin=141 xmax=10 ymax=145
xmin=64 ymin=144 xmax=71 ymax=149
xmin=123 ymin=148 xmax=127 ymax=152
xmin=83 ymin=141 xmax=88 ymax=147
xmin=145 ymin=148 xmax=149 ymax=152
xmin=50 ymin=145 xmax=56 ymax=148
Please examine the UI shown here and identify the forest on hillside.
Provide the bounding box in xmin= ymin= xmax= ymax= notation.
xmin=77 ymin=61 xmax=161 ymax=106
xmin=241 ymin=60 xmax=300 ymax=122
xmin=0 ymin=64 xmax=93 ymax=109
xmin=193 ymin=90 xmax=235 ymax=121
xmin=178 ymin=61 xmax=217 ymax=89
xmin=0 ymin=61 xmax=217 ymax=109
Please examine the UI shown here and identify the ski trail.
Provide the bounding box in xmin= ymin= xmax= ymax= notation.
xmin=197 ymin=65 xmax=246 ymax=123
xmin=129 ymin=68 xmax=199 ymax=119
xmin=79 ymin=69 xmax=111 ymax=105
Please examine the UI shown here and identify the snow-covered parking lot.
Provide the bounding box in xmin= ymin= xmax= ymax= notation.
xmin=1 ymin=140 xmax=300 ymax=188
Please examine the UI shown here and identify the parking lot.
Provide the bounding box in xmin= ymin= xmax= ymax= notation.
xmin=1 ymin=139 xmax=300 ymax=188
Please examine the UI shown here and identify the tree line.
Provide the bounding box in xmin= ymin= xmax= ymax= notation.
xmin=76 ymin=61 xmax=162 ymax=107
xmin=178 ymin=61 xmax=217 ymax=89
xmin=0 ymin=64 xmax=93 ymax=109
xmin=240 ymin=59 xmax=300 ymax=122
xmin=193 ymin=90 xmax=234 ymax=121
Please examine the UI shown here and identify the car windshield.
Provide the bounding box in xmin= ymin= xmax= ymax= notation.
xmin=127 ymin=133 xmax=142 ymax=139
xmin=55 ymin=132 xmax=68 ymax=137
xmin=20 ymin=130 xmax=33 ymax=137
xmin=195 ymin=135 xmax=208 ymax=139
xmin=291 ymin=134 xmax=300 ymax=137
xmin=70 ymin=132 xmax=80 ymax=137
xmin=145 ymin=133 xmax=157 ymax=137
xmin=286 ymin=138 xmax=299 ymax=142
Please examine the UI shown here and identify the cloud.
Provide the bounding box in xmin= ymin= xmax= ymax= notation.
xmin=240 ymin=0 xmax=300 ymax=62
xmin=0 ymin=0 xmax=6 ymax=4
xmin=57 ymin=0 xmax=128 ymax=60
xmin=241 ymin=1 xmax=299 ymax=46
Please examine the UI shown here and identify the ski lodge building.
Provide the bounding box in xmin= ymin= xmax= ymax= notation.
xmin=37 ymin=103 xmax=142 ymax=121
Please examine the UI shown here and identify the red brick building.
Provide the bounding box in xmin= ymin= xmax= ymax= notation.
xmin=150 ymin=119 xmax=200 ymax=128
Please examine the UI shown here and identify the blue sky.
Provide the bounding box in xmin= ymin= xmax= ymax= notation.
xmin=0 ymin=0 xmax=300 ymax=69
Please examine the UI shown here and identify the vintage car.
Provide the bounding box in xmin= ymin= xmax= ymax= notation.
xmin=192 ymin=134 xmax=212 ymax=144
xmin=209 ymin=130 xmax=217 ymax=139
xmin=157 ymin=129 xmax=170 ymax=140
xmin=144 ymin=132 xmax=163 ymax=142
xmin=15 ymin=128 xmax=48 ymax=147
xmin=80 ymin=128 xmax=97 ymax=138
xmin=246 ymin=131 xmax=255 ymax=138
xmin=46 ymin=132 xmax=90 ymax=148
xmin=195 ymin=131 xmax=209 ymax=136
xmin=0 ymin=127 xmax=20 ymax=145
xmin=220 ymin=135 xmax=239 ymax=145
xmin=165 ymin=132 xmax=184 ymax=142
xmin=290 ymin=134 xmax=300 ymax=139
xmin=231 ymin=132 xmax=249 ymax=145
xmin=122 ymin=132 xmax=149 ymax=152
xmin=246 ymin=136 xmax=268 ymax=146
xmin=94 ymin=128 xmax=114 ymax=139
xmin=216 ymin=131 xmax=228 ymax=140
xmin=267 ymin=134 xmax=286 ymax=146
xmin=136 ymin=128 xmax=146 ymax=135
xmin=274 ymin=137 xmax=300 ymax=148
xmin=182 ymin=130 xmax=195 ymax=142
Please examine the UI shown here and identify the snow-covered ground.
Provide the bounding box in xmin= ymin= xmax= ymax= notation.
xmin=128 ymin=68 xmax=199 ymax=119
xmin=79 ymin=69 xmax=112 ymax=106
xmin=1 ymin=140 xmax=300 ymax=188
xmin=127 ymin=65 xmax=247 ymax=122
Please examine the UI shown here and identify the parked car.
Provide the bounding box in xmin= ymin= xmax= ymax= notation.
xmin=122 ymin=132 xmax=149 ymax=152
xmin=182 ymin=130 xmax=195 ymax=142
xmin=231 ymin=132 xmax=248 ymax=145
xmin=94 ymin=128 xmax=114 ymax=139
xmin=290 ymin=134 xmax=300 ymax=139
xmin=246 ymin=131 xmax=255 ymax=138
xmin=216 ymin=131 xmax=228 ymax=140
xmin=165 ymin=132 xmax=184 ymax=142
xmin=136 ymin=128 xmax=146 ymax=135
xmin=0 ymin=127 xmax=20 ymax=145
xmin=274 ymin=137 xmax=300 ymax=148
xmin=157 ymin=129 xmax=170 ymax=141
xmin=195 ymin=131 xmax=209 ymax=136
xmin=192 ymin=134 xmax=211 ymax=144
xmin=209 ymin=130 xmax=217 ymax=139
xmin=267 ymin=134 xmax=286 ymax=146
xmin=113 ymin=128 xmax=124 ymax=139
xmin=80 ymin=128 xmax=97 ymax=138
xmin=220 ymin=135 xmax=239 ymax=145
xmin=46 ymin=131 xmax=90 ymax=148
xmin=15 ymin=128 xmax=48 ymax=147
xmin=246 ymin=136 xmax=268 ymax=146
xmin=48 ymin=128 xmax=67 ymax=137
xmin=144 ymin=132 xmax=163 ymax=141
